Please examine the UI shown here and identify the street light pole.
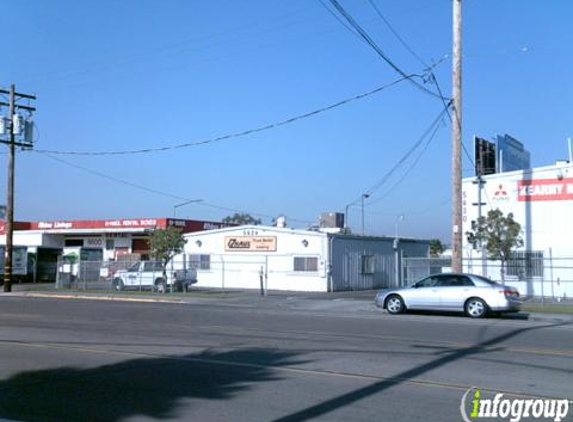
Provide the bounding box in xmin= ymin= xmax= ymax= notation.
xmin=173 ymin=199 xmax=203 ymax=218
xmin=361 ymin=193 xmax=370 ymax=235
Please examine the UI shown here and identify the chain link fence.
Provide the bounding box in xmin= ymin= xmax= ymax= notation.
xmin=55 ymin=253 xmax=327 ymax=294
xmin=402 ymin=254 xmax=573 ymax=301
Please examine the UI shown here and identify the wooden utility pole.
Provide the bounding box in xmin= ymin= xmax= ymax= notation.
xmin=4 ymin=85 xmax=16 ymax=292
xmin=451 ymin=0 xmax=463 ymax=272
xmin=0 ymin=84 xmax=36 ymax=292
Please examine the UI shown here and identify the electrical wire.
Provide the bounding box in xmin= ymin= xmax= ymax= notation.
xmin=32 ymin=76 xmax=411 ymax=156
xmin=366 ymin=114 xmax=446 ymax=206
xmin=318 ymin=0 xmax=364 ymax=43
xmin=366 ymin=0 xmax=428 ymax=68
xmin=364 ymin=102 xmax=451 ymax=197
xmin=342 ymin=101 xmax=451 ymax=210
xmin=325 ymin=0 xmax=444 ymax=100
xmin=36 ymin=152 xmax=314 ymax=225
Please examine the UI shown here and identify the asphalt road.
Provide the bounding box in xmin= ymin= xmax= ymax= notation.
xmin=0 ymin=296 xmax=571 ymax=422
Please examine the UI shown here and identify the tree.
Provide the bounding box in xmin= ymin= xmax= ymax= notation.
xmin=222 ymin=213 xmax=261 ymax=225
xmin=465 ymin=209 xmax=523 ymax=280
xmin=148 ymin=226 xmax=186 ymax=279
xmin=429 ymin=239 xmax=445 ymax=257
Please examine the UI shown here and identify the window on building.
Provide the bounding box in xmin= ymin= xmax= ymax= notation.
xmin=189 ymin=254 xmax=211 ymax=270
xmin=105 ymin=239 xmax=114 ymax=250
xmin=293 ymin=257 xmax=318 ymax=272
xmin=65 ymin=239 xmax=83 ymax=247
xmin=361 ymin=255 xmax=375 ymax=274
xmin=506 ymin=251 xmax=544 ymax=278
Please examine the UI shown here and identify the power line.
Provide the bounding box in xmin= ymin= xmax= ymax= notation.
xmin=364 ymin=102 xmax=451 ymax=197
xmin=324 ymin=0 xmax=443 ymax=100
xmin=32 ymin=76 xmax=411 ymax=156
xmin=343 ymin=101 xmax=450 ymax=210
xmin=366 ymin=114 xmax=446 ymax=206
xmin=318 ymin=0 xmax=364 ymax=42
xmin=348 ymin=196 xmax=450 ymax=216
xmin=366 ymin=0 xmax=428 ymax=67
xmin=36 ymin=152 xmax=314 ymax=225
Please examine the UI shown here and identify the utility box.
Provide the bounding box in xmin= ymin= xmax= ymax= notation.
xmin=319 ymin=212 xmax=344 ymax=229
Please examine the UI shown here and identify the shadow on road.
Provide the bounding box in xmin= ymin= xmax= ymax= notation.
xmin=270 ymin=321 xmax=570 ymax=422
xmin=0 ymin=348 xmax=305 ymax=422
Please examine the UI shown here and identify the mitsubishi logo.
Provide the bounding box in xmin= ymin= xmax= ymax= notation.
xmin=494 ymin=184 xmax=507 ymax=196
xmin=493 ymin=184 xmax=510 ymax=202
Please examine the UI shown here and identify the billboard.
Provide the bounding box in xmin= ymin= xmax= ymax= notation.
xmin=474 ymin=136 xmax=496 ymax=176
xmin=496 ymin=134 xmax=531 ymax=173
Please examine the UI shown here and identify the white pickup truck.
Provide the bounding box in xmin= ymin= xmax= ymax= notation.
xmin=111 ymin=261 xmax=197 ymax=293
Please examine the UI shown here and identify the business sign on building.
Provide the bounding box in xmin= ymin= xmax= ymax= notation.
xmin=517 ymin=178 xmax=573 ymax=201
xmin=224 ymin=236 xmax=277 ymax=252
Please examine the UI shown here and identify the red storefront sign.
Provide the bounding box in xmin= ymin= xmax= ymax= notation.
xmin=0 ymin=222 xmax=31 ymax=235
xmin=30 ymin=218 xmax=164 ymax=230
xmin=1 ymin=218 xmax=229 ymax=234
xmin=517 ymin=178 xmax=573 ymax=201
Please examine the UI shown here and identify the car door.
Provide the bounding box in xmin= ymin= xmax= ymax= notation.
xmin=405 ymin=276 xmax=442 ymax=309
xmin=438 ymin=275 xmax=475 ymax=310
xmin=125 ymin=262 xmax=141 ymax=287
xmin=141 ymin=261 xmax=162 ymax=286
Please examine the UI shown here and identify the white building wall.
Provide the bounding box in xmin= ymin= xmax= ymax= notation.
xmin=0 ymin=232 xmax=64 ymax=249
xmin=462 ymin=162 xmax=573 ymax=298
xmin=183 ymin=226 xmax=329 ymax=292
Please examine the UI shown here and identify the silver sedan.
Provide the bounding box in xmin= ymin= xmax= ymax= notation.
xmin=375 ymin=273 xmax=521 ymax=318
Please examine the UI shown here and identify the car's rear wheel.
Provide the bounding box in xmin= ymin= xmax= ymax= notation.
xmin=465 ymin=297 xmax=487 ymax=318
xmin=386 ymin=295 xmax=405 ymax=315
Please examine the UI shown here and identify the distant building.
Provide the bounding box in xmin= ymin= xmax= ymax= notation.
xmin=181 ymin=225 xmax=430 ymax=292
xmin=0 ymin=217 xmax=228 ymax=282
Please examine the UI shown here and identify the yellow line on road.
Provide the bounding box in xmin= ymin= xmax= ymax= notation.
xmin=19 ymin=293 xmax=185 ymax=304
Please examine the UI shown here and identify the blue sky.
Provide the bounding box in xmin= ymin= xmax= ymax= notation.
xmin=1 ymin=0 xmax=572 ymax=241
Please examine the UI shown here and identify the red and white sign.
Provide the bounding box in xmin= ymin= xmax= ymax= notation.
xmin=517 ymin=178 xmax=573 ymax=202
xmin=1 ymin=217 xmax=230 ymax=235
xmin=492 ymin=184 xmax=510 ymax=202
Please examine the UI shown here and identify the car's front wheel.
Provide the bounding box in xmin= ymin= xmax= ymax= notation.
xmin=155 ymin=278 xmax=167 ymax=294
xmin=465 ymin=297 xmax=487 ymax=318
xmin=386 ymin=295 xmax=405 ymax=315
xmin=113 ymin=278 xmax=124 ymax=292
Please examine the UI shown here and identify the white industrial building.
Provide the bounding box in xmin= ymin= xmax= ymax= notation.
xmin=182 ymin=225 xmax=430 ymax=292
xmin=462 ymin=160 xmax=573 ymax=298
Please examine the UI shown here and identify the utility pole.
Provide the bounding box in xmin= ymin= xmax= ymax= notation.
xmin=0 ymin=84 xmax=36 ymax=292
xmin=451 ymin=0 xmax=463 ymax=272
